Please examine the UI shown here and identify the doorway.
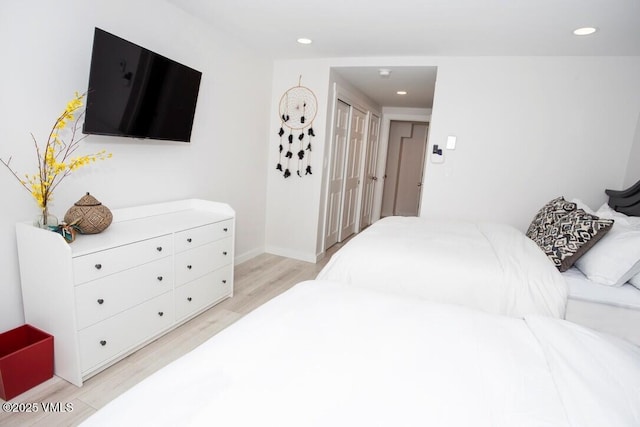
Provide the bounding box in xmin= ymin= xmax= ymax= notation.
xmin=381 ymin=121 xmax=428 ymax=217
xmin=320 ymin=66 xmax=436 ymax=254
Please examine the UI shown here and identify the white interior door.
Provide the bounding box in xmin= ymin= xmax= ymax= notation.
xmin=381 ymin=121 xmax=412 ymax=217
xmin=395 ymin=123 xmax=428 ymax=216
xmin=359 ymin=113 xmax=380 ymax=229
xmin=339 ymin=106 xmax=367 ymax=241
xmin=381 ymin=121 xmax=428 ymax=217
xmin=324 ymin=100 xmax=350 ymax=248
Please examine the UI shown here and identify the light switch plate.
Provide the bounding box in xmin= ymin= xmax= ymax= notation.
xmin=446 ymin=136 xmax=457 ymax=150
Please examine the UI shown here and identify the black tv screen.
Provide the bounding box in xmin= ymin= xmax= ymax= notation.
xmin=83 ymin=28 xmax=202 ymax=142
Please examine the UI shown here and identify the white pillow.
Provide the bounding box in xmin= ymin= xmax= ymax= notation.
xmin=574 ymin=205 xmax=640 ymax=286
xmin=570 ymin=198 xmax=596 ymax=215
xmin=595 ymin=204 xmax=640 ymax=289
xmin=596 ymin=203 xmax=640 ymax=227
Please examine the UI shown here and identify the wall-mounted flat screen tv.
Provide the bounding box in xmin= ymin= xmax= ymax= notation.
xmin=83 ymin=28 xmax=202 ymax=142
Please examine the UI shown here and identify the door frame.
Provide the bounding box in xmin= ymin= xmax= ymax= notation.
xmin=373 ymin=111 xmax=431 ymax=223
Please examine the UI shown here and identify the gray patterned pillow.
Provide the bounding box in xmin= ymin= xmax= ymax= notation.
xmin=537 ymin=209 xmax=614 ymax=272
xmin=526 ymin=197 xmax=577 ymax=243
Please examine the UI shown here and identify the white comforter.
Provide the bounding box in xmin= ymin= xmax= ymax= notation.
xmin=81 ymin=281 xmax=640 ymax=427
xmin=318 ymin=216 xmax=567 ymax=318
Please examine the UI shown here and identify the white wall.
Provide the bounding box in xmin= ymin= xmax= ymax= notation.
xmin=624 ymin=112 xmax=640 ymax=187
xmin=0 ymin=1 xmax=271 ymax=331
xmin=423 ymin=57 xmax=640 ymax=226
xmin=264 ymin=59 xmax=332 ymax=262
xmin=264 ymin=56 xmax=640 ymax=261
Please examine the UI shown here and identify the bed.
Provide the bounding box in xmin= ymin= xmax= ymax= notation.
xmin=80 ymin=280 xmax=640 ymax=427
xmin=562 ymin=181 xmax=640 ymax=345
xmin=318 ymin=180 xmax=640 ymax=325
xmin=317 ymin=217 xmax=568 ymax=318
xmin=565 ymin=267 xmax=640 ymax=346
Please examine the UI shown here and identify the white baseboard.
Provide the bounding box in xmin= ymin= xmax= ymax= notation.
xmin=234 ymin=247 xmax=264 ymax=265
xmin=264 ymin=245 xmax=318 ymax=263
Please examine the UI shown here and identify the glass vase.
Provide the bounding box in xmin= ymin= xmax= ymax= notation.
xmin=34 ymin=207 xmax=58 ymax=229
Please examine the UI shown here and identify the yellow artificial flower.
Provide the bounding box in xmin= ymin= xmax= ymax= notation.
xmin=1 ymin=92 xmax=112 ymax=211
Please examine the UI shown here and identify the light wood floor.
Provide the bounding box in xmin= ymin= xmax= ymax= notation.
xmin=0 ymin=249 xmax=340 ymax=426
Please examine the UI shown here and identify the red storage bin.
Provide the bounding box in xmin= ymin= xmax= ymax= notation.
xmin=0 ymin=325 xmax=53 ymax=401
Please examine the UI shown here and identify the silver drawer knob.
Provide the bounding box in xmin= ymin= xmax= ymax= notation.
xmin=95 ymin=263 xmax=102 ymax=270
xmin=187 ymin=238 xmax=192 ymax=243
xmin=187 ymin=297 xmax=192 ymax=302
xmin=222 ymin=251 xmax=228 ymax=256
xmin=223 ymin=227 xmax=228 ymax=232
xmin=158 ymin=311 xmax=164 ymax=317
xmin=187 ymin=265 xmax=192 ymax=270
xmin=157 ymin=276 xmax=163 ymax=281
xmin=100 ymin=340 xmax=107 ymax=346
xmin=156 ymin=246 xmax=163 ymax=252
xmin=97 ymin=298 xmax=104 ymax=305
xmin=222 ymin=280 xmax=227 ymax=284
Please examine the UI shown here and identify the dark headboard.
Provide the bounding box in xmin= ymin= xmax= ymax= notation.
xmin=606 ymin=179 xmax=640 ymax=217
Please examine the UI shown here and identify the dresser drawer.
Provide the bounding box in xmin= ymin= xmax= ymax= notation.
xmin=174 ymin=220 xmax=233 ymax=253
xmin=75 ymin=257 xmax=174 ymax=330
xmin=73 ymin=235 xmax=173 ymax=285
xmin=78 ymin=291 xmax=174 ymax=374
xmin=175 ymin=238 xmax=232 ymax=286
xmin=175 ymin=267 xmax=232 ymax=321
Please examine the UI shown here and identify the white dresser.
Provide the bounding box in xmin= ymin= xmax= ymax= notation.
xmin=16 ymin=199 xmax=235 ymax=386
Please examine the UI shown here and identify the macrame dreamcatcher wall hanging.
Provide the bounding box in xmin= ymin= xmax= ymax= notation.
xmin=276 ymin=77 xmax=317 ymax=178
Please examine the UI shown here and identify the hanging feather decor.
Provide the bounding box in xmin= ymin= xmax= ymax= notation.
xmin=275 ymin=76 xmax=318 ymax=178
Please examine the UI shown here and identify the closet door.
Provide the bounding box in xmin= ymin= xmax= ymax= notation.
xmin=338 ymin=106 xmax=367 ymax=241
xmin=359 ymin=113 xmax=380 ymax=230
xmin=324 ymin=100 xmax=350 ymax=248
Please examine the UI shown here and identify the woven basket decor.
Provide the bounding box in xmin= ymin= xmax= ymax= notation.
xmin=64 ymin=193 xmax=113 ymax=234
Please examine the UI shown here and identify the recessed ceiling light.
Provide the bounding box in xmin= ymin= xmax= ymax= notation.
xmin=397 ymin=91 xmax=407 ymax=95
xmin=379 ymin=69 xmax=391 ymax=78
xmin=573 ymin=27 xmax=597 ymax=36
xmin=297 ymin=38 xmax=312 ymax=45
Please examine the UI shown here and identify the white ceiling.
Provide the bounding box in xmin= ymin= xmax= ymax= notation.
xmin=167 ymin=0 xmax=640 ymax=108
xmin=333 ymin=66 xmax=438 ymax=109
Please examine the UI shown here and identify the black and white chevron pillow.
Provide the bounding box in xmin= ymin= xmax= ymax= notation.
xmin=526 ymin=197 xmax=577 ymax=243
xmin=537 ymin=209 xmax=614 ymax=272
